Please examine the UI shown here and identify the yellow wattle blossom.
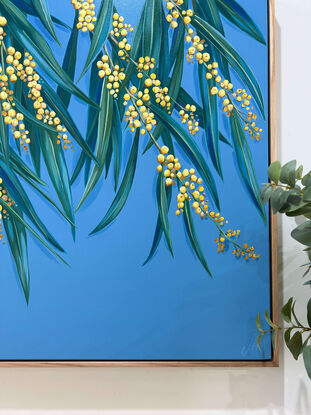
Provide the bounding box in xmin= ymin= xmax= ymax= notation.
xmin=156 ymin=145 xmax=260 ymax=260
xmin=71 ymin=0 xmax=97 ymax=33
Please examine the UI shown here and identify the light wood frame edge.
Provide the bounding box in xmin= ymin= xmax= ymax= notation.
xmin=0 ymin=0 xmax=277 ymax=368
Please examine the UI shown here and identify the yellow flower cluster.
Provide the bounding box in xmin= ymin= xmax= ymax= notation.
xmin=136 ymin=57 xmax=156 ymax=78
xmin=165 ymin=0 xmax=192 ymax=29
xmin=97 ymin=56 xmax=125 ymax=98
xmin=71 ymin=0 xmax=96 ymax=32
xmin=0 ymin=16 xmax=7 ymax=46
xmin=186 ymin=32 xmax=210 ymax=64
xmin=2 ymin=47 xmax=72 ymax=150
xmin=156 ymin=145 xmax=259 ymax=259
xmin=179 ymin=104 xmax=199 ymax=135
xmin=123 ymin=86 xmax=156 ymax=135
xmin=110 ymin=12 xmax=133 ymax=60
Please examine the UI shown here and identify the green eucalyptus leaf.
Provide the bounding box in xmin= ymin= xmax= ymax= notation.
xmin=260 ymin=184 xmax=274 ymax=205
xmin=303 ymin=187 xmax=311 ymax=203
xmin=280 ymin=160 xmax=297 ymax=187
xmin=307 ymin=299 xmax=311 ymax=328
xmin=268 ymin=161 xmax=281 ymax=184
xmin=291 ymin=220 xmax=311 ymax=246
xmin=270 ymin=187 xmax=285 ymax=213
xmin=296 ymin=165 xmax=303 ymax=180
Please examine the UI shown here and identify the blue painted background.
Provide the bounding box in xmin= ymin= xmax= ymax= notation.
xmin=0 ymin=0 xmax=271 ymax=360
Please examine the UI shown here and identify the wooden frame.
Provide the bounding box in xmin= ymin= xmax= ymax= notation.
xmin=0 ymin=0 xmax=277 ymax=368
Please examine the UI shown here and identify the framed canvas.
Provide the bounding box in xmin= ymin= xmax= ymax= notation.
xmin=0 ymin=0 xmax=277 ymax=367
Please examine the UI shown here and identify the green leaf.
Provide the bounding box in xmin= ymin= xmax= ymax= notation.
xmin=90 ymin=129 xmax=139 ymax=235
xmin=156 ymin=172 xmax=173 ymax=256
xmin=288 ymin=331 xmax=303 ymax=360
xmin=280 ymin=160 xmax=297 ymax=187
xmin=191 ymin=14 xmax=265 ymax=117
xmin=256 ymin=333 xmax=263 ymax=351
xmin=229 ymin=110 xmax=266 ymax=221
xmin=260 ymin=184 xmax=274 ymax=204
xmin=3 ymin=209 xmax=30 ymax=303
xmin=215 ymin=0 xmax=266 ymax=44
xmin=281 ymin=297 xmax=293 ymax=323
xmin=291 ymin=220 xmax=311 ymax=246
xmin=307 ymin=299 xmax=311 ymax=328
xmin=38 ymin=130 xmax=75 ymax=238
xmin=143 ymin=185 xmax=172 ymax=265
xmin=77 ymin=78 xmax=113 ymax=210
xmin=268 ymin=161 xmax=281 ymax=184
xmin=111 ymin=102 xmax=123 ymax=191
xmin=142 ymin=0 xmax=162 ymax=63
xmin=270 ymin=187 xmax=285 ymax=213
xmin=57 ymin=11 xmax=79 ymax=108
xmin=198 ymin=64 xmax=222 ymax=177
xmin=284 ymin=327 xmax=292 ymax=348
xmin=303 ymin=345 xmax=311 ymax=379
xmin=296 ymin=165 xmax=303 ymax=180
xmin=303 ymin=187 xmax=311 ymax=203
xmin=183 ymin=199 xmax=212 ymax=276
xmin=0 ymin=197 xmax=68 ymax=266
xmin=256 ymin=313 xmax=264 ymax=333
xmin=79 ymin=0 xmax=113 ymax=79
xmin=264 ymin=309 xmax=278 ymax=330
xmin=0 ymin=161 xmax=64 ymax=252
xmin=30 ymin=0 xmax=59 ymax=44
xmin=148 ymin=102 xmax=219 ymax=209
xmin=0 ymin=109 xmax=9 ymax=163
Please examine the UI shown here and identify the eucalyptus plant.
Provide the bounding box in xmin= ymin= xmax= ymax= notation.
xmin=257 ymin=160 xmax=311 ymax=379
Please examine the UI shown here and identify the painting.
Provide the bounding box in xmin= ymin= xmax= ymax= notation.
xmin=0 ymin=0 xmax=276 ymax=365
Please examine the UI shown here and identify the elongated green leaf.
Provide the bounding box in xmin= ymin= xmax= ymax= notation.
xmin=112 ymin=101 xmax=122 ymax=190
xmin=307 ymin=299 xmax=311 ymax=328
xmin=71 ymin=55 xmax=102 ymax=184
xmin=40 ymin=78 xmax=98 ymax=163
xmin=1 ymin=1 xmax=96 ymax=106
xmin=144 ymin=184 xmax=172 ymax=265
xmin=198 ymin=64 xmax=222 ymax=177
xmin=142 ymin=0 xmax=162 ymax=62
xmin=148 ymin=102 xmax=219 ymax=209
xmin=0 ymin=198 xmax=68 ymax=265
xmin=183 ymin=200 xmax=212 ymax=275
xmin=156 ymin=172 xmax=173 ymax=256
xmin=57 ymin=11 xmax=79 ymax=108
xmin=193 ymin=0 xmax=230 ymax=80
xmin=30 ymin=0 xmax=59 ymax=44
xmin=77 ymin=78 xmax=113 ymax=210
xmin=0 ymin=161 xmax=64 ymax=252
xmin=229 ymin=110 xmax=266 ymax=221
xmin=158 ymin=6 xmax=170 ymax=85
xmin=38 ymin=130 xmax=75 ymax=238
xmin=0 ymin=110 xmax=9 ymax=163
xmin=281 ymin=297 xmax=293 ymax=323
xmin=3 ymin=208 xmax=30 ymax=303
xmin=11 ymin=0 xmax=70 ymax=29
xmin=90 ymin=129 xmax=139 ymax=235
xmin=79 ymin=0 xmax=113 ymax=79
xmin=191 ymin=14 xmax=265 ymax=117
xmin=215 ymin=0 xmax=266 ymax=44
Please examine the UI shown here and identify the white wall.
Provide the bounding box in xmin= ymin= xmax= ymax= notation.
xmin=0 ymin=0 xmax=310 ymax=414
